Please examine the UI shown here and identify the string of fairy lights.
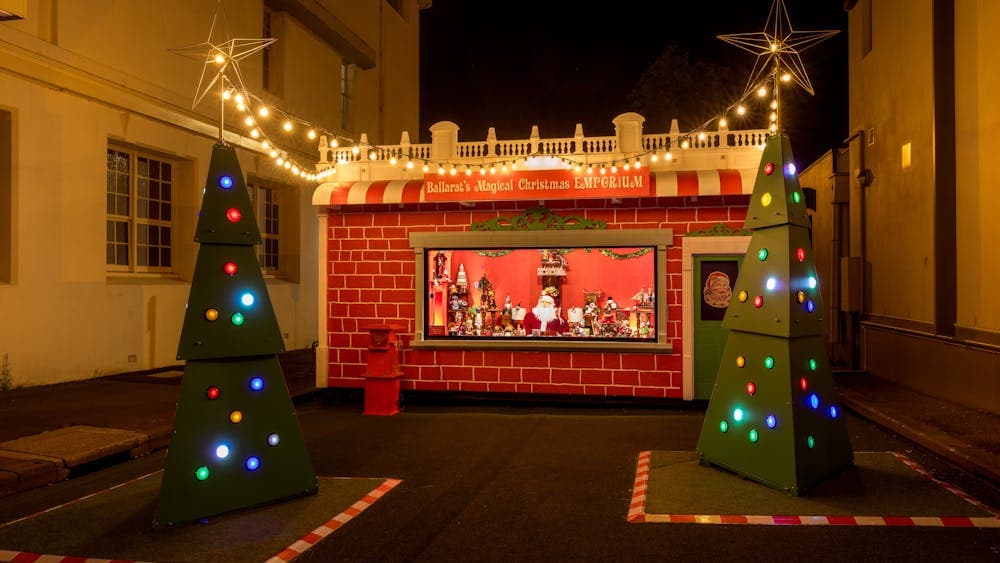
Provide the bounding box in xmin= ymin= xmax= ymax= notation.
xmin=177 ymin=0 xmax=836 ymax=185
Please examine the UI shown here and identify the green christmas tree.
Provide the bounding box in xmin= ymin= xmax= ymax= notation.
xmin=696 ymin=133 xmax=853 ymax=495
xmin=155 ymin=144 xmax=317 ymax=527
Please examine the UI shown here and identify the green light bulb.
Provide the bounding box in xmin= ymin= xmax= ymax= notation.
xmin=719 ymin=420 xmax=729 ymax=433
xmin=807 ymin=435 xmax=816 ymax=449
xmin=195 ymin=466 xmax=210 ymax=481
xmin=757 ymin=248 xmax=768 ymax=261
xmin=231 ymin=312 xmax=245 ymax=326
xmin=764 ymin=356 xmax=775 ymax=369
xmin=809 ymin=358 xmax=817 ymax=371
xmin=792 ymin=191 xmax=801 ymax=204
xmin=749 ymin=428 xmax=759 ymax=443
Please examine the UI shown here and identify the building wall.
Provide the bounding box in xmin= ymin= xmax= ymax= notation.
xmin=848 ymin=0 xmax=936 ymax=325
xmin=845 ymin=0 xmax=1000 ymax=412
xmin=0 ymin=0 xmax=423 ymax=386
xmin=955 ymin=0 xmax=1000 ymax=335
xmin=322 ymin=196 xmax=748 ymax=398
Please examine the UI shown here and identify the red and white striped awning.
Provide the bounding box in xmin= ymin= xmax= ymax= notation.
xmin=312 ymin=169 xmax=755 ymax=207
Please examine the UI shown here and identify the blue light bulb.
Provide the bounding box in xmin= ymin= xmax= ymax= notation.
xmin=765 ymin=415 xmax=777 ymax=429
xmin=241 ymin=292 xmax=255 ymax=306
xmin=267 ymin=433 xmax=280 ymax=446
xmin=809 ymin=393 xmax=820 ymax=409
xmin=245 ymin=456 xmax=260 ymax=471
xmin=219 ymin=175 xmax=233 ymax=189
xmin=250 ymin=376 xmax=264 ymax=391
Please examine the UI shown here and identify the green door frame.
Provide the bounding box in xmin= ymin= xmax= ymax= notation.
xmin=681 ymin=234 xmax=750 ymax=400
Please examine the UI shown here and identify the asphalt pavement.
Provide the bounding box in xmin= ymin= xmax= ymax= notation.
xmin=0 ymin=348 xmax=997 ymax=561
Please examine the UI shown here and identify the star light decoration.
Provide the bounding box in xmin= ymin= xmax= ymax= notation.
xmin=169 ymin=0 xmax=275 ymax=140
xmin=718 ymin=0 xmax=839 ymax=131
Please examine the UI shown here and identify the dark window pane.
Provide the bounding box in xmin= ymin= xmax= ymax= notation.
xmin=116 ymin=245 xmax=129 ymax=265
xmin=137 ymin=178 xmax=148 ymax=198
xmin=116 ymin=195 xmax=129 ymax=216
xmin=162 ymin=184 xmax=171 ymax=201
xmin=162 ymin=163 xmax=171 ymax=182
xmin=150 ymin=160 xmax=160 ymax=179
xmin=137 ymin=199 xmax=148 ymax=218
xmin=137 ymin=246 xmax=148 ymax=266
xmin=106 ymin=220 xmax=114 ymax=241
xmin=149 ymin=201 xmax=160 ymax=220
xmin=116 ymin=221 xmax=128 ymax=242
xmin=137 ymin=157 xmax=148 ymax=177
xmin=162 ymin=204 xmax=171 ymax=221
xmin=117 ymin=174 xmax=129 ymax=195
xmin=106 ymin=194 xmax=115 ymax=214
xmin=149 ymin=181 xmax=159 ymax=201
xmin=162 ymin=247 xmax=171 ymax=267
xmin=148 ymin=226 xmax=158 ymax=245
xmin=137 ymin=224 xmax=147 ymax=244
xmin=162 ymin=226 xmax=171 ymax=245
xmin=106 ymin=244 xmax=115 ymax=265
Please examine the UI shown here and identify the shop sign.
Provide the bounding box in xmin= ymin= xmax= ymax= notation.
xmin=423 ymin=168 xmax=651 ymax=202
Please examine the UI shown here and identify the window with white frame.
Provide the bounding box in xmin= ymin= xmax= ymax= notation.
xmin=106 ymin=147 xmax=174 ymax=272
xmin=247 ymin=181 xmax=279 ymax=274
xmin=340 ymin=62 xmax=355 ymax=132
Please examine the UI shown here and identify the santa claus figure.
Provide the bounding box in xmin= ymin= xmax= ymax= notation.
xmin=523 ymin=294 xmax=568 ymax=335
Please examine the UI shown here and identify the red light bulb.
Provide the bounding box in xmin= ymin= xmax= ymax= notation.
xmin=753 ymin=295 xmax=764 ymax=308
xmin=800 ymin=377 xmax=808 ymax=391
xmin=223 ymin=262 xmax=238 ymax=276
xmin=746 ymin=381 xmax=756 ymax=395
xmin=226 ymin=208 xmax=242 ymax=222
xmin=764 ymin=162 xmax=775 ymax=176
xmin=206 ymin=386 xmax=221 ymax=400
xmin=797 ymin=248 xmax=806 ymax=262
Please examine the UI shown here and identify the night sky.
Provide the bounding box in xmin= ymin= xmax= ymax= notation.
xmin=418 ymin=0 xmax=848 ymax=167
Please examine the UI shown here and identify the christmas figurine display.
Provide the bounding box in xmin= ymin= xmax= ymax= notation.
xmin=695 ymin=133 xmax=853 ymax=495
xmin=155 ymin=144 xmax=317 ymax=527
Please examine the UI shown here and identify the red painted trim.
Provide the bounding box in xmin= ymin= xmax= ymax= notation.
xmin=365 ymin=181 xmax=390 ymax=204
xmin=676 ymin=171 xmax=699 ymax=196
xmin=402 ymin=180 xmax=424 ymax=203
xmin=330 ymin=183 xmax=353 ymax=205
xmin=718 ymin=169 xmax=743 ymax=195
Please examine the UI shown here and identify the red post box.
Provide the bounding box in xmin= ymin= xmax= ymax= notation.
xmin=363 ymin=324 xmax=404 ymax=415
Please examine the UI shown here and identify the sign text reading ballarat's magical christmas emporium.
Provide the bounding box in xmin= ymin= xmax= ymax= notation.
xmin=423 ymin=168 xmax=651 ymax=202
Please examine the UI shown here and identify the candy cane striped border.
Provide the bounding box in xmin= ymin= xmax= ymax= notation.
xmin=627 ymin=450 xmax=1000 ymax=527
xmin=0 ymin=476 xmax=401 ymax=563
xmin=266 ymin=478 xmax=402 ymax=562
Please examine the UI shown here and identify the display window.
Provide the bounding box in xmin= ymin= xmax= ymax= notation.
xmin=410 ymin=230 xmax=673 ymax=352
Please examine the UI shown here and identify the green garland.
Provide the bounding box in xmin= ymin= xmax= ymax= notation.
xmin=476 ymin=248 xmax=650 ymax=259
xmin=599 ymin=248 xmax=653 ymax=259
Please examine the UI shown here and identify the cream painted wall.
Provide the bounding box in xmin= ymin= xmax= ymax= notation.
xmin=848 ymin=0 xmax=935 ymax=324
xmin=0 ymin=0 xmax=422 ymax=386
xmin=955 ymin=0 xmax=1000 ymax=333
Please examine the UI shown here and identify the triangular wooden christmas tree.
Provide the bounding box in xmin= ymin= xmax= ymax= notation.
xmin=155 ymin=144 xmax=317 ymax=527
xmin=696 ymin=133 xmax=853 ymax=495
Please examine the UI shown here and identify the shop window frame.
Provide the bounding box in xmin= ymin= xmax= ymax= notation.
xmin=409 ymin=229 xmax=673 ymax=352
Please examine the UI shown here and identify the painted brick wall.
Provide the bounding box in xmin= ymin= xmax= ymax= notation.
xmin=324 ymin=196 xmax=749 ymax=399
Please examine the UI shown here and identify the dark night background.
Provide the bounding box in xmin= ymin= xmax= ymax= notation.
xmin=419 ymin=0 xmax=848 ymax=167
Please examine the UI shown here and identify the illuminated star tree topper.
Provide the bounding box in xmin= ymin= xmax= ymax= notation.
xmin=718 ymin=0 xmax=839 ymax=132
xmin=169 ymin=0 xmax=275 ymax=140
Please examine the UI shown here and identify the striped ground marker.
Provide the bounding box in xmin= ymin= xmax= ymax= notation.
xmin=627 ymin=450 xmax=1000 ymax=527
xmin=0 ymin=476 xmax=401 ymax=563
xmin=266 ymin=478 xmax=402 ymax=562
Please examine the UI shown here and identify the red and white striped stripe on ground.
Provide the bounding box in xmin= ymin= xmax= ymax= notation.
xmin=627 ymin=450 xmax=1000 ymax=527
xmin=267 ymin=478 xmax=402 ymax=562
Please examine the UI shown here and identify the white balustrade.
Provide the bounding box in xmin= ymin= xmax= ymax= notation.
xmin=317 ymin=112 xmax=769 ymax=179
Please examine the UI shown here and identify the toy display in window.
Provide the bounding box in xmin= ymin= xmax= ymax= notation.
xmin=522 ymin=292 xmax=568 ymax=335
xmin=433 ymin=251 xmax=450 ymax=283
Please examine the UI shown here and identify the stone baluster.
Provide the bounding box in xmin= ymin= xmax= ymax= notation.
xmin=429 ymin=121 xmax=459 ymax=163
xmin=529 ymin=125 xmax=539 ymax=155
xmin=613 ymin=112 xmax=645 ymax=160
xmin=487 ymin=127 xmax=497 ymax=158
